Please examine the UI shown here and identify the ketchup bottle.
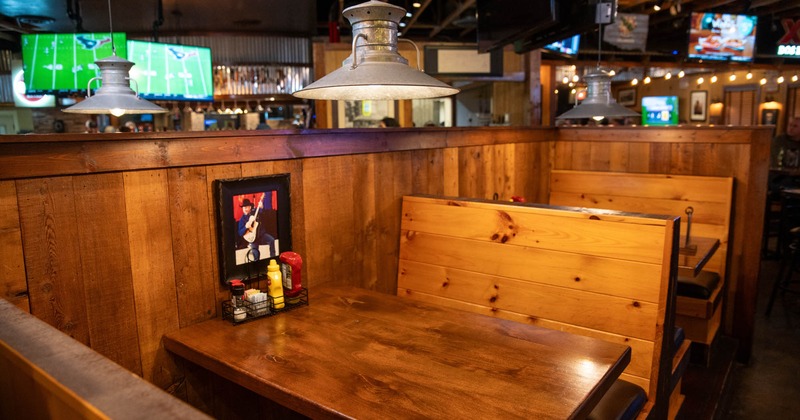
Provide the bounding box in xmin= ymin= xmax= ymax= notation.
xmin=280 ymin=251 xmax=303 ymax=301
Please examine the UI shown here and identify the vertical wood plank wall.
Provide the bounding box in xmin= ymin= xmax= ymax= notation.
xmin=554 ymin=126 xmax=772 ymax=362
xmin=0 ymin=125 xmax=769 ymax=396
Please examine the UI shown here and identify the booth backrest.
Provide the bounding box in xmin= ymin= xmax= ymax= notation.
xmin=549 ymin=170 xmax=733 ymax=283
xmin=397 ymin=195 xmax=679 ymax=415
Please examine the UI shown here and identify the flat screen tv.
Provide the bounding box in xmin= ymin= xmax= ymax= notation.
xmin=687 ymin=12 xmax=757 ymax=62
xmin=21 ymin=32 xmax=127 ymax=94
xmin=543 ymin=35 xmax=580 ymax=58
xmin=127 ymin=40 xmax=214 ymax=101
xmin=641 ymin=96 xmax=679 ymax=126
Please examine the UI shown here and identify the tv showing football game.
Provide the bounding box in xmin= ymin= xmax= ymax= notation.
xmin=641 ymin=96 xmax=679 ymax=126
xmin=688 ymin=12 xmax=757 ymax=62
xmin=127 ymin=40 xmax=214 ymax=101
xmin=21 ymin=32 xmax=127 ymax=94
xmin=543 ymin=35 xmax=580 ymax=58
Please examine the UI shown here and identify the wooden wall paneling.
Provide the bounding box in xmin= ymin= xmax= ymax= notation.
xmin=73 ymin=173 xmax=141 ymax=375
xmin=608 ymin=142 xmax=630 ymax=172
xmin=351 ymin=154 xmax=378 ymax=290
xmin=0 ymin=181 xmax=28 ymax=311
xmin=443 ymin=148 xmax=459 ymax=196
xmin=374 ymin=151 xmax=414 ymax=294
xmin=629 ymin=143 xmax=651 ymax=173
xmin=204 ymin=164 xmax=243 ymax=308
xmin=484 ymin=143 xmax=513 ymax=200
xmin=123 ymin=169 xmax=180 ymax=388
xmin=167 ymin=167 xmax=217 ymax=327
xmin=571 ymin=141 xmax=592 ymax=169
xmin=16 ymin=177 xmax=90 ymax=344
xmin=590 ymin=141 xmax=611 ymax=171
xmin=411 ymin=149 xmax=444 ymax=196
xmin=458 ymin=146 xmax=485 ymax=198
xmin=649 ymin=142 xmax=672 ymax=174
xmin=553 ymin=140 xmax=572 ymax=170
xmin=671 ymin=143 xmax=694 ymax=174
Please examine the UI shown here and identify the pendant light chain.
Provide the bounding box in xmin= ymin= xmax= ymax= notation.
xmin=107 ymin=0 xmax=115 ymax=55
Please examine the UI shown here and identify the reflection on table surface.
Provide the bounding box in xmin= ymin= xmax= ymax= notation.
xmin=163 ymin=285 xmax=632 ymax=419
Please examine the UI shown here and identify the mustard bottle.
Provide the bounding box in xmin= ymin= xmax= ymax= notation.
xmin=267 ymin=259 xmax=285 ymax=309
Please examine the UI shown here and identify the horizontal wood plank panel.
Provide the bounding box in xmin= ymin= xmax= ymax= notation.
xmin=0 ymin=181 xmax=28 ymax=311
xmin=397 ymin=259 xmax=659 ymax=341
xmin=396 ymin=288 xmax=654 ymax=386
xmin=557 ymin=127 xmax=758 ymax=144
xmin=398 ymin=238 xmax=663 ymax=302
xmin=402 ymin=197 xmax=668 ymax=264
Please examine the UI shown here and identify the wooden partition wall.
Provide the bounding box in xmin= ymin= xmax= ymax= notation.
xmin=0 ymin=125 xmax=769 ymax=400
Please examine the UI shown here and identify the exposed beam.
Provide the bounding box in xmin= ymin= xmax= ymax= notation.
xmin=403 ymin=0 xmax=433 ymax=36
xmin=429 ymin=0 xmax=475 ymax=38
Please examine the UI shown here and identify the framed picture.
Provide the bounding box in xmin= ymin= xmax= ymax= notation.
xmin=690 ymin=90 xmax=708 ymax=122
xmin=618 ymin=88 xmax=636 ymax=106
xmin=335 ymin=100 xmax=397 ymax=128
xmin=214 ymin=174 xmax=291 ymax=285
xmin=761 ymin=109 xmax=779 ymax=126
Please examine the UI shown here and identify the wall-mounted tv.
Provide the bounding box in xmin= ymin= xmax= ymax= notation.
xmin=687 ymin=12 xmax=757 ymax=62
xmin=21 ymin=32 xmax=127 ymax=94
xmin=127 ymin=40 xmax=214 ymax=101
xmin=543 ymin=35 xmax=580 ymax=58
xmin=641 ymin=96 xmax=679 ymax=126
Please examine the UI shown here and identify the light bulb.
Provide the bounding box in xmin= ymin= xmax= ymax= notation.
xmin=760 ymin=78 xmax=767 ymax=85
xmin=572 ymin=75 xmax=580 ymax=82
xmin=592 ymin=116 xmax=604 ymax=122
xmin=110 ymin=108 xmax=125 ymax=117
xmin=777 ymin=75 xmax=785 ymax=83
xmin=665 ymin=72 xmax=672 ymax=80
xmin=729 ymin=73 xmax=736 ymax=81
xmin=631 ymin=78 xmax=639 ymax=86
xmin=562 ymin=76 xmax=569 ymax=84
xmin=608 ymin=70 xmax=616 ymax=76
xmin=710 ymin=75 xmax=718 ymax=83
xmin=697 ymin=77 xmax=704 ymax=84
xmin=412 ymin=2 xmax=421 ymax=7
xmin=793 ymin=74 xmax=799 ymax=82
xmin=644 ymin=76 xmax=651 ymax=84
xmin=746 ymin=71 xmax=753 ymax=79
xmin=678 ymin=70 xmax=685 ymax=78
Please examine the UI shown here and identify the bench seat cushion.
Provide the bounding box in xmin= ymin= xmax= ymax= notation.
xmin=587 ymin=379 xmax=647 ymax=420
xmin=677 ymin=270 xmax=720 ymax=300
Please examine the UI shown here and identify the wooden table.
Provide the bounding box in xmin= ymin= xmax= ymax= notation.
xmin=163 ymin=286 xmax=631 ymax=420
xmin=679 ymin=236 xmax=720 ymax=277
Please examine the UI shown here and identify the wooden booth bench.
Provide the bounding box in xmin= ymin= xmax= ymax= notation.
xmin=0 ymin=299 xmax=208 ymax=420
xmin=549 ymin=170 xmax=734 ymax=364
xmin=397 ymin=195 xmax=688 ymax=419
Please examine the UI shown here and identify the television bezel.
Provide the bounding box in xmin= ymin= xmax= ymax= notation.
xmin=126 ymin=39 xmax=214 ymax=102
xmin=687 ymin=12 xmax=758 ymax=63
xmin=641 ymin=95 xmax=679 ymax=127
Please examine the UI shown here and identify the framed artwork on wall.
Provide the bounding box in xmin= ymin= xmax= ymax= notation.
xmin=761 ymin=109 xmax=779 ymax=126
xmin=618 ymin=88 xmax=636 ymax=106
xmin=690 ymin=90 xmax=708 ymax=122
xmin=214 ymin=174 xmax=291 ymax=285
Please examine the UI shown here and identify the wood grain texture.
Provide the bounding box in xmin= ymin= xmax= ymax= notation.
xmin=16 ymin=176 xmax=90 ymax=344
xmin=124 ymin=169 xmax=181 ymax=388
xmin=168 ymin=167 xmax=217 ymax=327
xmin=164 ymin=286 xmax=631 ymax=420
xmin=0 ymin=181 xmax=28 ymax=311
xmin=73 ymin=173 xmax=142 ymax=375
xmin=397 ymin=195 xmax=677 ymax=416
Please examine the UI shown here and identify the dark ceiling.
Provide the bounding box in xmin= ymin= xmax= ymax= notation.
xmin=1 ymin=0 xmax=799 ymax=64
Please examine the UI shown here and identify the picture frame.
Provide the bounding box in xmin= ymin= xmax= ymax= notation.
xmin=618 ymin=88 xmax=636 ymax=106
xmin=761 ymin=109 xmax=779 ymax=126
xmin=214 ymin=174 xmax=291 ymax=285
xmin=690 ymin=90 xmax=708 ymax=122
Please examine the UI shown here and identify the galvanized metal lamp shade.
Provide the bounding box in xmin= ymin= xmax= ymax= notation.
xmin=293 ymin=1 xmax=458 ymax=101
xmin=63 ymin=54 xmax=166 ymax=117
xmin=556 ymin=70 xmax=639 ymax=121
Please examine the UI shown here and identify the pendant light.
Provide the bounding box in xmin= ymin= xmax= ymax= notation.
xmin=556 ymin=19 xmax=639 ymax=122
xmin=292 ymin=1 xmax=458 ymax=100
xmin=64 ymin=0 xmax=166 ymax=117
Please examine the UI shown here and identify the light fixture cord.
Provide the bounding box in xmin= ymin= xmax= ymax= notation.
xmin=597 ymin=23 xmax=602 ymax=71
xmin=107 ymin=0 xmax=115 ymax=55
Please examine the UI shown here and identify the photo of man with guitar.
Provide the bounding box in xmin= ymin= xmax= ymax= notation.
xmin=235 ymin=192 xmax=277 ymax=264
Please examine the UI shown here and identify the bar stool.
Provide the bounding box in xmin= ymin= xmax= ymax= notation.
xmin=766 ymin=226 xmax=800 ymax=317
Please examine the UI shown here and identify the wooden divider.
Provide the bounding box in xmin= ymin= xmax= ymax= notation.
xmin=397 ymin=195 xmax=679 ymax=417
xmin=549 ymin=170 xmax=734 ymax=348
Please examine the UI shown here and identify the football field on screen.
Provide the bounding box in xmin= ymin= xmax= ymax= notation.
xmin=22 ymin=33 xmax=123 ymax=93
xmin=127 ymin=42 xmax=213 ymax=100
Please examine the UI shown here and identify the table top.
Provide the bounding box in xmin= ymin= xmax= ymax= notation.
xmin=678 ymin=236 xmax=720 ymax=277
xmin=163 ymin=286 xmax=631 ymax=420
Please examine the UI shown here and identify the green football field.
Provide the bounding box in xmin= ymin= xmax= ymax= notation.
xmin=127 ymin=41 xmax=213 ymax=101
xmin=22 ymin=33 xmax=125 ymax=93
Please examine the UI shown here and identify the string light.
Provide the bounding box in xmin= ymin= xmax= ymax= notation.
xmin=644 ymin=76 xmax=651 ymax=84
xmin=678 ymin=70 xmax=685 ymax=78
xmin=729 ymin=72 xmax=736 ymax=82
xmin=793 ymin=74 xmax=799 ymax=82
xmin=746 ymin=71 xmax=753 ymax=80
xmin=777 ymin=75 xmax=785 ymax=84
xmin=631 ymin=78 xmax=639 ymax=85
xmin=562 ymin=76 xmax=569 ymax=84
xmin=664 ymin=72 xmax=672 ymax=80
xmin=760 ymin=77 xmax=767 ymax=85
xmin=697 ymin=76 xmax=704 ymax=85
xmin=710 ymin=74 xmax=718 ymax=83
xmin=572 ymin=74 xmax=580 ymax=83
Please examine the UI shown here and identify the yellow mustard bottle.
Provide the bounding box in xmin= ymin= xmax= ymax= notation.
xmin=267 ymin=259 xmax=285 ymax=309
